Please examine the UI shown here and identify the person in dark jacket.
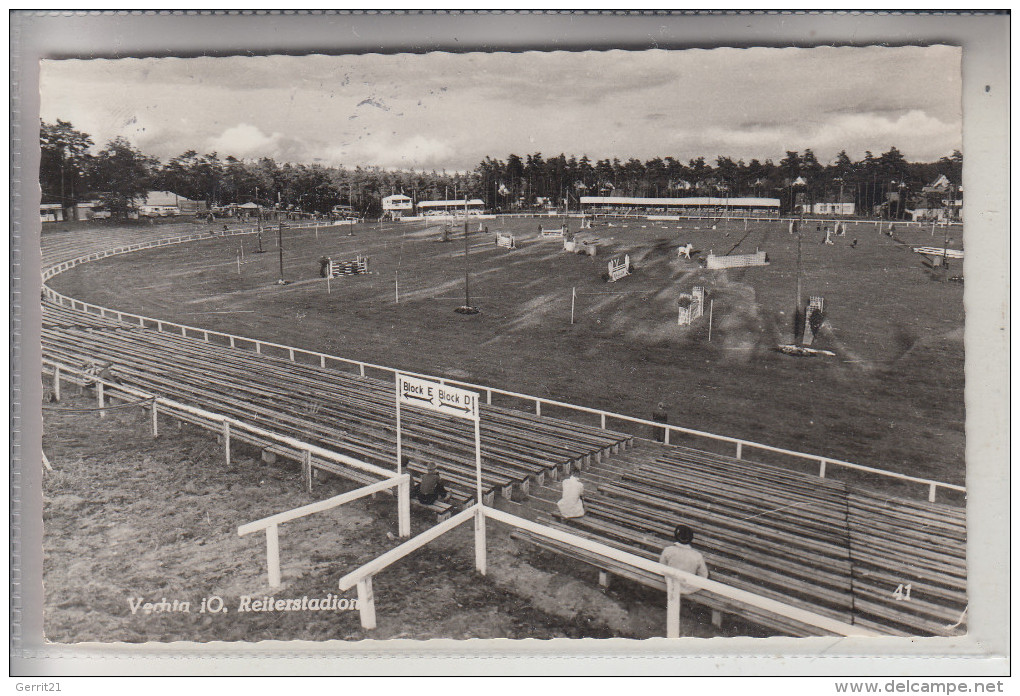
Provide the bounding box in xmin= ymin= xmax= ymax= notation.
xmin=412 ymin=462 xmax=449 ymax=505
xmin=652 ymin=402 xmax=669 ymax=442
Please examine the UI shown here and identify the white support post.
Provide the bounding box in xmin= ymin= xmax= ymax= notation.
xmin=535 ymin=400 xmax=541 ymax=416
xmin=229 ymin=336 xmax=235 ymax=348
xmin=266 ymin=524 xmax=281 ymax=587
xmin=289 ymin=348 xmax=295 ymax=362
xmin=96 ymin=382 xmax=105 ymax=418
xmin=664 ymin=427 xmax=671 ymax=445
xmin=928 ymin=483 xmax=937 ymax=503
xmin=735 ymin=442 xmax=743 ymax=460
xmin=303 ymin=450 xmax=313 ymax=493
xmin=223 ymin=421 xmax=231 ymax=466
xmin=320 ymin=355 xmax=326 ymax=368
xmin=486 ymin=389 xmax=492 ymax=405
xmin=397 ymin=476 xmax=411 ymax=538
xmin=52 ymin=366 xmax=61 ymax=402
xmin=357 ymin=578 xmax=377 ymax=629
xmin=474 ymin=418 xmax=483 ymax=507
xmin=151 ymin=401 xmax=159 ymax=437
xmin=255 ymin=342 xmax=262 ymax=354
xmin=666 ymin=577 xmax=682 ymax=639
xmin=395 ymin=396 xmax=402 ymax=475
xmin=474 ymin=506 xmax=487 ymax=576
xmin=819 ymin=459 xmax=827 ymax=478
xmin=360 ymin=363 xmax=365 ymax=377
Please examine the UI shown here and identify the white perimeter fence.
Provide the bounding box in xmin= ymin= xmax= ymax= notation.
xmin=40 ymin=222 xmax=965 ymax=504
xmin=42 ymin=358 xmax=411 ymax=588
xmin=336 ymin=502 xmax=880 ymax=638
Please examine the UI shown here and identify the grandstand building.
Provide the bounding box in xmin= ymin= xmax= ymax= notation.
xmin=580 ymin=196 xmax=781 ymax=218
xmin=416 ymin=199 xmax=486 ymax=217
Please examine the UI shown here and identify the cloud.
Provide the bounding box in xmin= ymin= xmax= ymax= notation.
xmin=679 ymin=110 xmax=960 ymax=162
xmin=208 ymin=123 xmax=285 ymax=157
xmin=334 ymin=134 xmax=456 ymax=169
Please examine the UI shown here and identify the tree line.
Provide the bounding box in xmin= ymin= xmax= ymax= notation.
xmin=41 ymin=118 xmax=962 ymax=218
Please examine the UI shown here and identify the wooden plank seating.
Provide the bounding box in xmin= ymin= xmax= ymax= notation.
xmin=41 ymin=327 xmax=581 ymax=502
xmin=845 ymin=490 xmax=967 ymax=637
xmin=512 ymin=440 xmax=965 ymax=637
xmin=572 ymin=489 xmax=855 ymax=620
xmin=41 ymin=301 xmax=630 ymax=512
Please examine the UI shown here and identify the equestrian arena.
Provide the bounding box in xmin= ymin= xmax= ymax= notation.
xmin=39 ymin=213 xmax=967 ymax=641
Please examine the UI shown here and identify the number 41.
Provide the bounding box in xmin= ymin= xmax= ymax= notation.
xmin=893 ymin=584 xmax=912 ymax=601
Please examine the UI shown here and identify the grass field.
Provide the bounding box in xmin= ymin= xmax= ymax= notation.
xmin=48 ymin=215 xmax=966 ymax=493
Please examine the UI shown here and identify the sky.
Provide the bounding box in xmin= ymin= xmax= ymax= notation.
xmin=39 ymin=46 xmax=962 ymax=172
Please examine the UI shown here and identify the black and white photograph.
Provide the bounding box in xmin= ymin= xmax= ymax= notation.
xmin=11 ymin=10 xmax=1010 ymax=678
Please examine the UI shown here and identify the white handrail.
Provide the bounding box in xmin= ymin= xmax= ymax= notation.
xmin=40 ymin=223 xmax=965 ymax=502
xmin=337 ymin=505 xmax=478 ymax=592
xmin=336 ymin=503 xmax=877 ymax=638
xmin=238 ymin=475 xmax=408 ymax=536
xmin=483 ymin=507 xmax=877 ymax=637
xmin=237 ymin=473 xmax=411 ymax=587
xmin=41 ymin=357 xmax=394 ymax=480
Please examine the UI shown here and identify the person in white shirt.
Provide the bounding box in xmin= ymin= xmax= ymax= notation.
xmin=659 ymin=525 xmax=709 ymax=594
xmin=557 ymin=471 xmax=585 ymax=519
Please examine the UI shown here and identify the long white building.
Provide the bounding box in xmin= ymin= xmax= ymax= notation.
xmin=580 ymin=196 xmax=781 ymax=216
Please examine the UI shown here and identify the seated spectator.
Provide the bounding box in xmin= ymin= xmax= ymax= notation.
xmin=412 ymin=462 xmax=449 ymax=505
xmin=557 ymin=468 xmax=585 ymax=519
xmin=651 ymin=402 xmax=669 ymax=442
xmin=659 ymin=525 xmax=709 ymax=594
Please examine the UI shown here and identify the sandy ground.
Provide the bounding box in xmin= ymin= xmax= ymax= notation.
xmin=41 ymin=391 xmax=746 ymax=643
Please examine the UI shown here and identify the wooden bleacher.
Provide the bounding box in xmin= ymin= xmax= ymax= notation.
xmin=511 ymin=442 xmax=967 ymax=637
xmin=41 ymin=301 xmax=631 ymax=514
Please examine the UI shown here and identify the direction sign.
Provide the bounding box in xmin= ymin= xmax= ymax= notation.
xmin=397 ymin=374 xmax=479 ymax=421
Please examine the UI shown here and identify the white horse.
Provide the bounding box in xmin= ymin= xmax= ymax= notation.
xmin=678 ymin=243 xmax=693 ymax=259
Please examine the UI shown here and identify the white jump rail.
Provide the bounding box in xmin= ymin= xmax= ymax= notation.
xmin=337 ymin=503 xmax=878 ymax=638
xmin=42 ymin=357 xmax=396 ymax=490
xmin=40 ymin=222 xmax=965 ymax=504
xmin=238 ymin=474 xmax=410 ymax=587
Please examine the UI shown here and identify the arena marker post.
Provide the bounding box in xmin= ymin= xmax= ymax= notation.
xmin=397 ymin=477 xmax=410 ymax=538
xmin=96 ymin=382 xmax=105 ymax=418
xmin=475 ymin=504 xmax=487 ymax=576
xmin=928 ymin=483 xmax=937 ymax=503
xmin=356 ymin=578 xmax=376 ymax=629
xmin=266 ymin=524 xmax=281 ymax=587
xmin=735 ymin=442 xmax=743 ymax=460
xmin=151 ymin=401 xmax=159 ymax=437
xmin=395 ymin=387 xmax=402 ymax=476
xmin=665 ymin=576 xmax=683 ymax=639
xmin=395 ymin=270 xmax=399 ymax=304
xmin=303 ymin=450 xmax=313 ymax=493
xmin=708 ymin=300 xmax=714 ymax=342
xmin=223 ymin=421 xmax=231 ymax=466
xmin=327 ymin=274 xmax=331 ymax=295
xmin=237 ymin=251 xmax=241 ymax=275
xmin=570 ymin=286 xmax=576 ymax=324
xmin=819 ymin=459 xmax=827 ymax=478
xmin=52 ymin=366 xmax=60 ymax=402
